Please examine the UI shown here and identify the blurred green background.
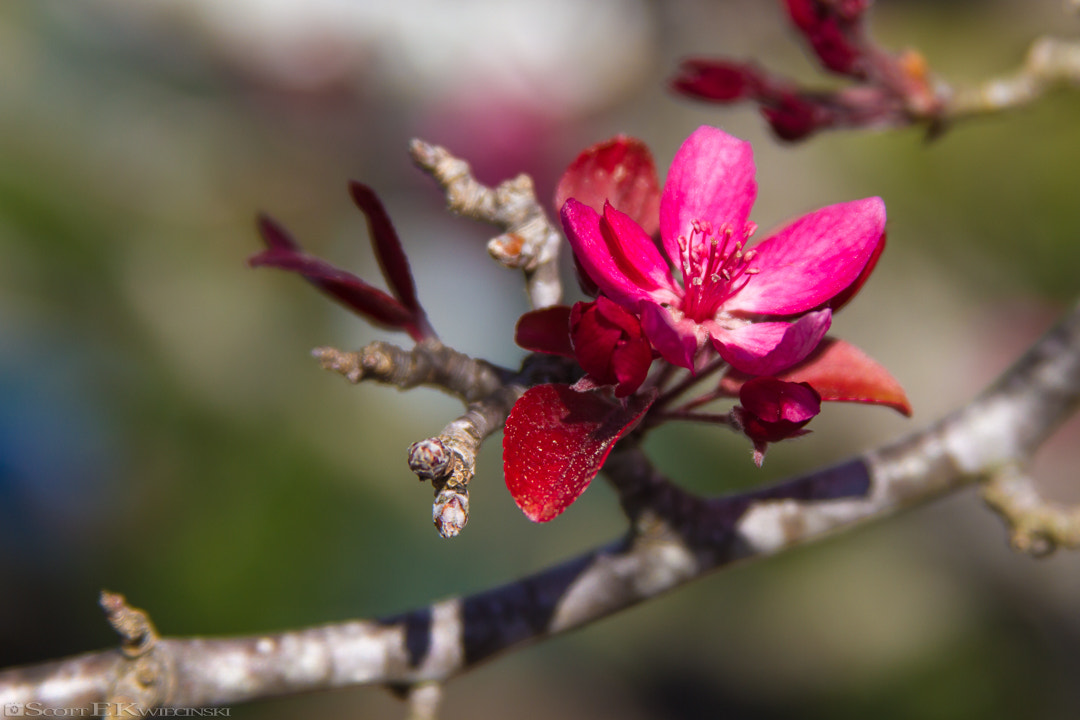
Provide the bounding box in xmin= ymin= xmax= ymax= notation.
xmin=3 ymin=1 xmax=1080 ymax=718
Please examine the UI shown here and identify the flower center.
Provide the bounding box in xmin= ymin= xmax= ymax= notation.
xmin=676 ymin=219 xmax=759 ymax=322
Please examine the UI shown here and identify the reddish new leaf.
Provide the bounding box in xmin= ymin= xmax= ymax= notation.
xmin=348 ymin=181 xmax=421 ymax=313
xmin=503 ymin=384 xmax=654 ymax=522
xmin=555 ymin=136 xmax=661 ymax=236
xmin=720 ymin=337 xmax=912 ymax=416
xmin=251 ymin=214 xmax=418 ymax=332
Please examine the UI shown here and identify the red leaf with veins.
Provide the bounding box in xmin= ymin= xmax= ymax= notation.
xmin=720 ymin=337 xmax=911 ymax=416
xmin=503 ymin=384 xmax=654 ymax=522
xmin=555 ymin=136 xmax=661 ymax=236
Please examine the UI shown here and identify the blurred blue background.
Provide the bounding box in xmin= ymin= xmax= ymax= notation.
xmin=3 ymin=1 xmax=1080 ymax=718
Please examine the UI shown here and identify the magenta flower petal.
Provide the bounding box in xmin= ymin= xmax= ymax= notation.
xmin=710 ymin=309 xmax=831 ymax=375
xmin=601 ymin=203 xmax=680 ymax=298
xmin=725 ymin=197 xmax=885 ymax=316
xmin=639 ymin=302 xmax=700 ymax=370
xmin=561 ymin=199 xmax=678 ymax=307
xmin=659 ymin=126 xmax=757 ymax=267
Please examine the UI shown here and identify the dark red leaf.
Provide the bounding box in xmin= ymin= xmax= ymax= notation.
xmin=555 ymin=136 xmax=661 ymax=236
xmin=347 ymin=182 xmax=422 ymax=314
xmin=720 ymin=337 xmax=911 ymax=416
xmin=503 ymin=384 xmax=654 ymax=522
xmin=255 ymin=212 xmax=302 ymax=252
xmin=251 ymin=216 xmax=420 ymax=334
xmin=515 ymin=306 xmax=575 ymax=357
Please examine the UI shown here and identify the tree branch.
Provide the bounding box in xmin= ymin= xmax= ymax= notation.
xmin=946 ymin=37 xmax=1080 ymax=121
xmin=409 ymin=139 xmax=563 ymax=310
xmin=4 ymin=298 xmax=1080 ymax=713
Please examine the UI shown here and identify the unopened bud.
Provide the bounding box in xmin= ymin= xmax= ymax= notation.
xmin=433 ymin=490 xmax=469 ymax=538
xmin=408 ymin=438 xmax=451 ymax=480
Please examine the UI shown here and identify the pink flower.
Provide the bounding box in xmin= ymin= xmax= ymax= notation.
xmin=561 ymin=125 xmax=885 ymax=376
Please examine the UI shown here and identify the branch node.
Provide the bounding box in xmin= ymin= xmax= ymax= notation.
xmin=408 ymin=438 xmax=451 ymax=480
xmin=99 ymin=592 xmax=173 ymax=716
xmin=981 ymin=464 xmax=1080 ymax=557
xmin=406 ymin=681 xmax=443 ymax=720
xmin=100 ymin=591 xmax=157 ymax=658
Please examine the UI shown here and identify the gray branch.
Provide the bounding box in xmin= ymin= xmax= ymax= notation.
xmin=4 ymin=299 xmax=1080 ymax=714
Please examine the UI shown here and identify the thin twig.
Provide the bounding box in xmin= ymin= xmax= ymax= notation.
xmin=947 ymin=37 xmax=1080 ymax=121
xmin=981 ymin=463 xmax=1080 ymax=556
xmin=410 ymin=139 xmax=563 ymax=309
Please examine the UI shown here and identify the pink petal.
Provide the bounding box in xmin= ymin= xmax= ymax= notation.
xmin=725 ymin=197 xmax=886 ymax=316
xmin=555 ymin=135 xmax=661 ymax=236
xmin=659 ymin=126 xmax=757 ymax=267
xmin=710 ymin=309 xmax=831 ymax=375
xmin=561 ymin=200 xmax=678 ymax=308
xmin=639 ymin=302 xmax=701 ymax=370
xmin=601 ymin=204 xmax=681 ymax=299
xmin=503 ymin=385 xmax=654 ymax=522
xmin=822 ymin=230 xmax=886 ymax=313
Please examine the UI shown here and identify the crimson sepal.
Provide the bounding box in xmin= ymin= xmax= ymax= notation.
xmin=515 ymin=306 xmax=575 ymax=357
xmin=555 ymin=135 xmax=661 ymax=237
xmin=503 ymin=384 xmax=654 ymax=522
xmin=720 ymin=337 xmax=911 ymax=416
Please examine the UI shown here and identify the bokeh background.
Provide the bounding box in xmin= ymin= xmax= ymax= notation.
xmin=3 ymin=0 xmax=1080 ymax=718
